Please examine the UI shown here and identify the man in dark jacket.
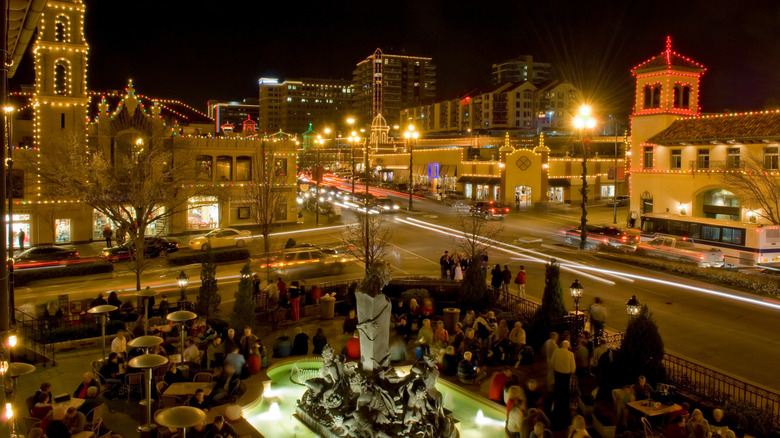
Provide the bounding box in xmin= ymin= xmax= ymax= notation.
xmin=77 ymin=386 xmax=106 ymax=421
xmin=457 ymin=351 xmax=486 ymax=384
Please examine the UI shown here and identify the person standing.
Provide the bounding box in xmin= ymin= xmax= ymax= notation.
xmin=17 ymin=228 xmax=25 ymax=252
xmin=439 ymin=251 xmax=451 ymax=279
xmin=550 ymin=340 xmax=576 ymax=428
xmin=502 ymin=265 xmax=512 ymax=294
xmin=490 ymin=264 xmax=504 ymax=290
xmin=588 ymin=297 xmax=607 ymax=341
xmin=102 ymin=225 xmax=113 ymax=248
xmin=288 ymin=280 xmax=301 ymax=321
xmin=629 ymin=210 xmax=639 ymax=228
xmin=514 ymin=266 xmax=527 ymax=298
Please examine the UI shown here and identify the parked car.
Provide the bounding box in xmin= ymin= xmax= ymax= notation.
xmin=442 ymin=190 xmax=467 ymax=205
xmin=271 ymin=247 xmax=345 ymax=277
xmin=101 ymin=237 xmax=179 ymax=262
xmin=470 ymin=201 xmax=510 ymax=220
xmin=562 ymin=225 xmax=640 ymax=249
xmin=188 ymin=228 xmax=252 ymax=251
xmin=607 ymin=195 xmax=630 ymax=207
xmin=13 ymin=246 xmax=79 ymax=268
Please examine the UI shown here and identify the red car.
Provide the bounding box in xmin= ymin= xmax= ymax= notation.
xmin=470 ymin=201 xmax=510 ymax=220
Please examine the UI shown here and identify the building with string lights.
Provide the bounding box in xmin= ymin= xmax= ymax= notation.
xmin=5 ymin=0 xmax=299 ymax=246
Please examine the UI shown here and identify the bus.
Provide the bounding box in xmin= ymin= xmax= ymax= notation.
xmin=639 ymin=213 xmax=780 ymax=267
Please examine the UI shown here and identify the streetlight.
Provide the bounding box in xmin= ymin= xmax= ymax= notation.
xmin=177 ymin=270 xmax=189 ymax=309
xmin=569 ymin=279 xmax=584 ymax=335
xmin=403 ymin=124 xmax=419 ymax=211
xmin=314 ymin=134 xmax=324 ymax=226
xmin=626 ymin=295 xmax=641 ymax=318
xmin=348 ymin=130 xmax=359 ymax=196
xmin=574 ymin=105 xmax=597 ymax=251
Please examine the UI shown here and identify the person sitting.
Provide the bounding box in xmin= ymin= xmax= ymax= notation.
xmin=30 ymin=392 xmax=53 ymax=420
xmin=188 ymin=388 xmax=210 ymax=411
xmin=633 ymin=375 xmax=654 ymax=401
xmin=207 ymin=336 xmax=224 ymax=369
xmin=710 ymin=408 xmax=736 ymax=438
xmin=472 ymin=313 xmax=493 ymax=348
xmin=99 ymin=352 xmax=124 ymax=397
xmin=107 ymin=291 xmax=122 ymax=311
xmin=522 ymin=409 xmax=552 ymax=438
xmin=205 ymin=415 xmax=236 ymax=438
xmin=89 ymin=293 xmax=107 ymax=308
xmin=449 ymin=323 xmax=465 ymax=353
xmin=272 ymin=331 xmax=293 ymax=358
xmin=665 ymin=415 xmax=688 ymax=438
xmin=73 ymin=372 xmax=100 ymax=399
xmin=441 ymin=346 xmax=459 ymax=376
xmin=291 ymin=327 xmax=310 ymax=356
xmin=524 ymin=379 xmax=543 ymax=410
xmin=462 ymin=309 xmax=476 ymax=328
xmin=61 ymin=407 xmax=86 ymax=434
xmin=210 ymin=366 xmax=240 ymax=406
xmin=132 ymin=315 xmax=146 ymax=338
xmin=164 ymin=362 xmax=187 ymax=385
xmin=489 ymin=368 xmax=514 ymax=403
xmin=417 ymin=319 xmax=434 ymax=348
xmin=462 ymin=328 xmax=481 ymax=360
xmin=312 ymin=328 xmax=328 ymax=354
xmin=32 ymin=382 xmax=52 ymax=410
xmin=246 ymin=343 xmax=262 ymax=375
xmin=568 ymin=414 xmax=591 ymax=438
xmin=686 ymin=409 xmax=711 ymax=437
xmin=458 ymin=351 xmax=487 ymax=384
xmin=183 ymin=338 xmax=202 ymax=365
xmin=77 ymin=386 xmax=106 ymax=422
xmin=405 ymin=299 xmax=422 ymax=334
xmin=421 ymin=297 xmax=434 ymax=317
xmin=529 ymin=420 xmax=553 ymax=438
xmin=346 ymin=332 xmax=361 ymax=360
xmin=342 ymin=309 xmax=358 ymax=334
xmin=433 ymin=320 xmax=449 ymax=347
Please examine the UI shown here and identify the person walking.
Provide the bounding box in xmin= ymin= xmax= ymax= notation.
xmin=588 ymin=297 xmax=607 ymax=341
xmin=288 ymin=280 xmax=301 ymax=321
xmin=514 ymin=266 xmax=527 ymax=299
xmin=102 ymin=225 xmax=113 ymax=248
xmin=17 ymin=229 xmax=25 ymax=252
xmin=502 ymin=265 xmax=512 ymax=295
xmin=440 ymin=251 xmax=451 ymax=279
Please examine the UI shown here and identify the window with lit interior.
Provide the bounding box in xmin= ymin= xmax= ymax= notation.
xmin=764 ymin=146 xmax=779 ymax=170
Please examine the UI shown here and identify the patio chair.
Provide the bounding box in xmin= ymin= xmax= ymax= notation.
xmin=642 ymin=417 xmax=664 ymax=438
xmin=192 ymin=372 xmax=212 ymax=383
xmin=85 ymin=403 xmax=104 ymax=427
xmin=123 ymin=372 xmax=144 ymax=401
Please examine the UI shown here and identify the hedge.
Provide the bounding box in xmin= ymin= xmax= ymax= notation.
xmin=596 ymin=250 xmax=780 ymax=297
xmin=167 ymin=248 xmax=251 ymax=267
xmin=14 ymin=261 xmax=114 ymax=286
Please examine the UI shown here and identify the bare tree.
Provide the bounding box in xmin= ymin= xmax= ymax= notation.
xmin=245 ymin=140 xmax=294 ymax=281
xmin=722 ymin=153 xmax=780 ymax=224
xmin=34 ymin=128 xmax=194 ymax=290
xmin=452 ymin=211 xmax=504 ymax=310
xmin=340 ymin=213 xmax=393 ymax=272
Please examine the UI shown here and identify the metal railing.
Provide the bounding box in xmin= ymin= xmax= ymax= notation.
xmin=15 ymin=309 xmax=55 ymax=367
xmin=494 ymin=287 xmax=541 ymax=321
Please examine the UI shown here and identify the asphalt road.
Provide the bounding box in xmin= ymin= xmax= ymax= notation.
xmin=16 ymin=197 xmax=780 ymax=389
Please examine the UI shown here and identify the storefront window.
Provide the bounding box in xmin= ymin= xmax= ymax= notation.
xmin=6 ymin=214 xmax=30 ymax=249
xmin=196 ymin=155 xmax=213 ymax=179
xmin=547 ymin=187 xmax=564 ymax=203
xmin=93 ymin=208 xmax=165 ymax=239
xmin=601 ymin=185 xmax=615 ymax=198
xmin=515 ymin=186 xmax=532 ymax=207
xmin=216 ymin=156 xmax=232 ymax=181
xmin=236 ymin=156 xmax=251 ymax=181
xmin=275 ymin=199 xmax=288 ymax=221
xmin=188 ymin=196 xmax=219 ymax=229
xmin=93 ymin=210 xmax=116 ymax=240
xmin=55 ymin=219 xmax=71 ymax=243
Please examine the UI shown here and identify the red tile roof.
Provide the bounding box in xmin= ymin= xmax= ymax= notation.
xmin=647 ymin=111 xmax=780 ymax=144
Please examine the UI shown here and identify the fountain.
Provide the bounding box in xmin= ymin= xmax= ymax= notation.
xmin=295 ymin=262 xmax=460 ymax=437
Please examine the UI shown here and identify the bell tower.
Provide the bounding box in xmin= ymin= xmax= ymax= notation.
xmin=32 ymin=0 xmax=90 ymax=149
xmin=630 ymin=37 xmax=706 ymax=163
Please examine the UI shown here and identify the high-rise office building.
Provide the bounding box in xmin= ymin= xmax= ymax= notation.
xmin=352 ymin=48 xmax=436 ymax=127
xmin=257 ymin=77 xmax=353 ymax=134
xmin=492 ymin=55 xmax=553 ymax=85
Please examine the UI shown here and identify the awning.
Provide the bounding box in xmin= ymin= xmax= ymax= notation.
xmin=440 ymin=165 xmax=457 ymax=177
xmin=413 ymin=164 xmax=426 ymax=174
xmin=457 ymin=176 xmax=501 ymax=185
xmin=548 ymin=178 xmax=571 ymax=187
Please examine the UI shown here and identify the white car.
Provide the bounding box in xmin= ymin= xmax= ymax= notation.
xmin=188 ymin=228 xmax=252 ymax=251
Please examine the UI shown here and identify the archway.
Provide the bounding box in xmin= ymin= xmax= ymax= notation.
xmin=695 ymin=188 xmax=740 ymax=220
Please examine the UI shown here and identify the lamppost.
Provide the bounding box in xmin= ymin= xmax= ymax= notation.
xmin=314 ymin=134 xmax=324 ymax=226
xmin=574 ymin=105 xmax=596 ymax=251
xmin=626 ymin=295 xmax=641 ymax=318
xmin=347 ymin=117 xmax=356 ymax=196
xmin=569 ymin=279 xmax=584 ymax=335
xmin=177 ymin=270 xmax=189 ymax=310
xmin=404 ymin=125 xmax=419 ymax=211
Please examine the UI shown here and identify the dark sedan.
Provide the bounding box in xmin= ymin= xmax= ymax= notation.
xmin=101 ymin=237 xmax=179 ymax=262
xmin=13 ymin=246 xmax=80 ymax=268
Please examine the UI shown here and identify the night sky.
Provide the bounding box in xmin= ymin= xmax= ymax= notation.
xmin=10 ymin=0 xmax=780 ymax=120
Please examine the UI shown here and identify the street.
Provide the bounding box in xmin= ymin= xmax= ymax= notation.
xmin=16 ymin=195 xmax=780 ymax=389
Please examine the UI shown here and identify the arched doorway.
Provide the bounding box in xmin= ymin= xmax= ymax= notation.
xmin=696 ymin=188 xmax=740 ymax=220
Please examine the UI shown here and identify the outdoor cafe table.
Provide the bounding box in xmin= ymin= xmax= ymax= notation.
xmin=163 ymin=382 xmax=215 ymax=397
xmin=52 ymin=398 xmax=85 ymax=420
xmin=628 ymin=400 xmax=683 ymax=417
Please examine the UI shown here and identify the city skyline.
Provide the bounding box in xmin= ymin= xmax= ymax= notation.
xmin=9 ymin=0 xmax=780 ymax=119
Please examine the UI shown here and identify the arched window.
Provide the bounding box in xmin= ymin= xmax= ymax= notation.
xmin=652 ymin=86 xmax=661 ymax=108
xmin=682 ymin=86 xmax=691 ymax=109
xmin=54 ymin=62 xmax=69 ymax=95
xmin=54 ymin=16 xmax=68 ymax=42
xmin=236 ymin=156 xmax=251 ymax=181
xmin=216 ymin=155 xmax=232 ymax=181
xmin=673 ymin=85 xmax=681 ymax=108
xmin=196 ymin=155 xmax=213 ymax=179
xmin=643 ymin=85 xmax=652 ymax=109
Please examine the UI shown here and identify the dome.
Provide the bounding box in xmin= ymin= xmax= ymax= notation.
xmin=371 ymin=113 xmax=388 ymax=128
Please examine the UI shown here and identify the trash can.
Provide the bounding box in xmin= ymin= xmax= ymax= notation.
xmin=443 ymin=308 xmax=460 ymax=333
xmin=320 ymin=297 xmax=336 ymax=320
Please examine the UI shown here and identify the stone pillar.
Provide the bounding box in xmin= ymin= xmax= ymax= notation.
xmin=356 ymin=292 xmax=392 ymax=373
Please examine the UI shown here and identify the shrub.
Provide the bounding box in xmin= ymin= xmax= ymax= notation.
xmin=617 ymin=305 xmax=665 ymax=384
xmin=195 ymin=247 xmax=221 ymax=320
xmin=14 ymin=261 xmax=114 ymax=286
xmin=167 ymin=248 xmax=250 ymax=267
xmin=457 ymin=258 xmax=492 ymax=311
xmin=401 ymin=288 xmax=430 ymax=307
xmin=231 ymin=262 xmax=255 ymax=330
xmin=527 ymin=259 xmax=568 ymax=350
xmin=722 ymin=399 xmax=775 ymax=437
